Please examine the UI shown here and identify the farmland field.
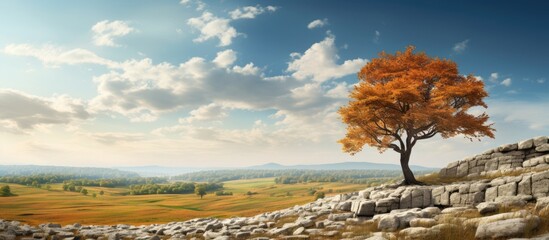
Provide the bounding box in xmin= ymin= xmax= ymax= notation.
xmin=0 ymin=178 xmax=372 ymax=225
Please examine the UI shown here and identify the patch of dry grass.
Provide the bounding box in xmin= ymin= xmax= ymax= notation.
xmin=344 ymin=219 xmax=378 ymax=237
xmin=0 ymin=178 xmax=371 ymax=226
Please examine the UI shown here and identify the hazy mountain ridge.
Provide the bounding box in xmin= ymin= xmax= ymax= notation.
xmin=0 ymin=161 xmax=437 ymax=178
xmin=246 ymin=161 xmax=437 ymax=171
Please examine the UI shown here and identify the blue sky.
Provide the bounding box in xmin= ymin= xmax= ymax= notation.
xmin=0 ymin=0 xmax=547 ymax=168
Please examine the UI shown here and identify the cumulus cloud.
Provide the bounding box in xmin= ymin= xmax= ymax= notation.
xmin=187 ymin=5 xmax=277 ymax=46
xmin=3 ymin=44 xmax=116 ymax=67
xmin=0 ymin=89 xmax=89 ymax=133
xmin=88 ymin=51 xmax=295 ymax=121
xmin=488 ymin=72 xmax=499 ymax=82
xmin=307 ymin=19 xmax=328 ymax=29
xmin=229 ymin=5 xmax=277 ymax=20
xmin=5 ymin=34 xmax=364 ymax=148
xmin=91 ymin=20 xmax=135 ymax=47
xmin=488 ymin=100 xmax=549 ymax=130
xmin=213 ymin=49 xmax=237 ymax=67
xmin=179 ymin=103 xmax=228 ymax=123
xmin=501 ymin=78 xmax=512 ymax=87
xmin=180 ymin=0 xmax=206 ymax=11
xmin=187 ymin=12 xmax=238 ymax=47
xmin=287 ymin=35 xmax=368 ymax=82
xmin=453 ymin=39 xmax=469 ymax=53
xmin=87 ymin=132 xmax=145 ymax=144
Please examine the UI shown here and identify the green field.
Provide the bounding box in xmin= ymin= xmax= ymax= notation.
xmin=0 ymin=178 xmax=370 ymax=225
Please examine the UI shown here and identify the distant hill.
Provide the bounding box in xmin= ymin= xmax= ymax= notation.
xmin=0 ymin=165 xmax=139 ymax=178
xmin=114 ymin=165 xmax=213 ymax=177
xmin=246 ymin=161 xmax=436 ymax=171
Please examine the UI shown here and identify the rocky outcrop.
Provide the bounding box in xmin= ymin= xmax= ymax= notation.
xmin=439 ymin=136 xmax=549 ymax=179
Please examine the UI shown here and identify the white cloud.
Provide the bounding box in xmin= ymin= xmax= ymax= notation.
xmin=187 ymin=5 xmax=276 ymax=46
xmin=213 ymin=49 xmax=237 ymax=67
xmin=229 ymin=5 xmax=277 ymax=20
xmin=180 ymin=0 xmax=206 ymax=11
xmin=87 ymin=132 xmax=145 ymax=144
xmin=537 ymin=78 xmax=546 ymax=84
xmin=287 ymin=35 xmax=368 ymax=82
xmin=180 ymin=103 xmax=228 ymax=123
xmin=91 ymin=20 xmax=135 ymax=47
xmin=488 ymin=100 xmax=549 ymax=130
xmin=325 ymin=82 xmax=351 ymax=99
xmin=3 ymin=35 xmax=369 ymax=163
xmin=373 ymin=30 xmax=380 ymax=43
xmin=307 ymin=19 xmax=328 ymax=29
xmin=452 ymin=39 xmax=469 ymax=53
xmin=3 ymin=44 xmax=117 ymax=67
xmin=187 ymin=12 xmax=238 ymax=47
xmin=489 ymin=72 xmax=499 ymax=82
xmin=232 ymin=63 xmax=260 ymax=75
xmin=501 ymin=78 xmax=512 ymax=87
xmin=88 ymin=51 xmax=294 ymax=121
xmin=0 ymin=89 xmax=89 ymax=133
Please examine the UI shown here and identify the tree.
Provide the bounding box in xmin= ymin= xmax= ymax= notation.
xmin=195 ymin=184 xmax=207 ymax=199
xmin=99 ymin=190 xmax=104 ymax=195
xmin=1 ymin=185 xmax=12 ymax=197
xmin=315 ymin=191 xmax=325 ymax=200
xmin=339 ymin=46 xmax=494 ymax=185
xmin=81 ymin=188 xmax=88 ymax=195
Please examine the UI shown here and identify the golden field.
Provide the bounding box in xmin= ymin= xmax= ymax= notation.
xmin=0 ymin=178 xmax=370 ymax=225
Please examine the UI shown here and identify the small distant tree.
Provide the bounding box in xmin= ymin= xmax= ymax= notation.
xmin=92 ymin=193 xmax=97 ymax=198
xmin=315 ymin=191 xmax=325 ymax=200
xmin=99 ymin=190 xmax=104 ymax=195
xmin=195 ymin=185 xmax=207 ymax=199
xmin=1 ymin=185 xmax=12 ymax=197
xmin=81 ymin=188 xmax=88 ymax=195
xmin=339 ymin=46 xmax=495 ymax=185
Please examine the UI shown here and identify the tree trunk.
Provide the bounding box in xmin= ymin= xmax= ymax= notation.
xmin=400 ymin=149 xmax=423 ymax=185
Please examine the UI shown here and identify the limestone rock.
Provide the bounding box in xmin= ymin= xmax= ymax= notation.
xmin=518 ymin=176 xmax=532 ymax=195
xmin=327 ymin=213 xmax=353 ymax=221
xmin=336 ymin=201 xmax=352 ymax=211
xmin=377 ymin=215 xmax=399 ymax=232
xmin=485 ymin=186 xmax=498 ymax=202
xmin=499 ymin=143 xmax=518 ymax=152
xmin=476 ymin=202 xmax=499 ymax=214
xmin=535 ymin=196 xmax=549 ymax=211
xmin=537 ymin=144 xmax=549 ymax=152
xmin=518 ymin=139 xmax=534 ymax=150
xmin=457 ymin=162 xmax=469 ymax=177
xmin=475 ymin=217 xmax=539 ymax=239
xmin=534 ymin=136 xmax=549 ymax=147
xmin=409 ymin=218 xmax=437 ymax=228
xmin=292 ymin=227 xmax=305 ymax=235
xmin=498 ymin=182 xmax=517 ymax=197
xmin=354 ymin=200 xmax=376 ymax=216
xmin=399 ymin=227 xmax=438 ymax=239
xmin=441 ymin=206 xmax=473 ymax=214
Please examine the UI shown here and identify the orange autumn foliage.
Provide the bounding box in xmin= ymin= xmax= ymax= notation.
xmin=338 ymin=46 xmax=495 ymax=184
